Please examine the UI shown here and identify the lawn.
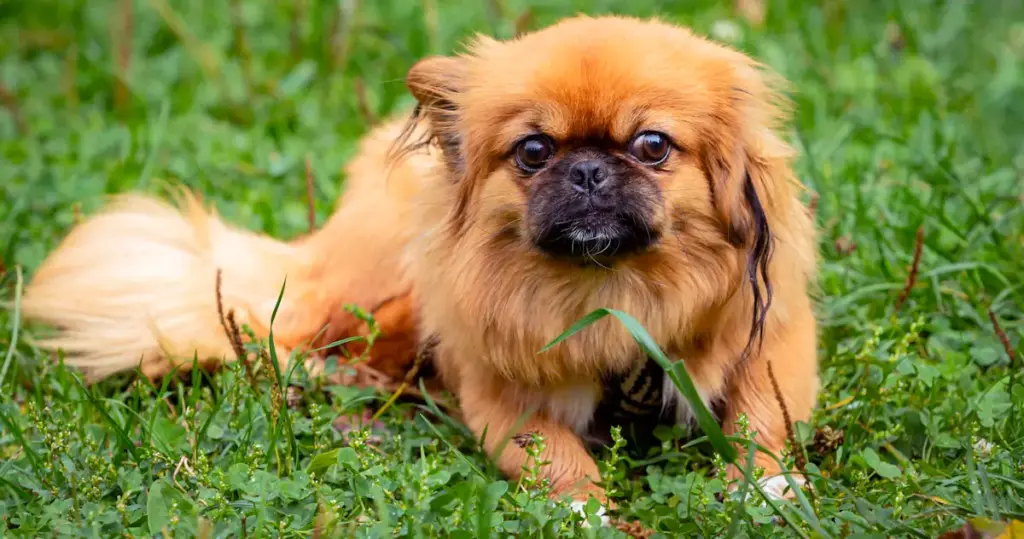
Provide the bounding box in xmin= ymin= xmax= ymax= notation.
xmin=1 ymin=0 xmax=1022 ymax=537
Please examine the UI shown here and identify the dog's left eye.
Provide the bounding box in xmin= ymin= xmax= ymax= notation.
xmin=629 ymin=132 xmax=671 ymax=165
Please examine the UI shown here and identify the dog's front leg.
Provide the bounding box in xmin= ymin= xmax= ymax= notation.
xmin=456 ymin=371 xmax=606 ymax=505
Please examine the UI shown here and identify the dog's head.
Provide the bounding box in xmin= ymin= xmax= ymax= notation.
xmin=401 ymin=15 xmax=797 ymax=357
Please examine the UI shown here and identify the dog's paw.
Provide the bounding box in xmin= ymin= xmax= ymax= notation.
xmin=730 ymin=472 xmax=807 ymax=504
xmin=569 ymin=499 xmax=610 ymax=528
xmin=741 ymin=474 xmax=806 ymax=505
xmin=759 ymin=475 xmax=804 ymax=500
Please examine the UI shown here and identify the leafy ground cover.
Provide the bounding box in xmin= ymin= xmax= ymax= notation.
xmin=1 ymin=0 xmax=1022 ymax=537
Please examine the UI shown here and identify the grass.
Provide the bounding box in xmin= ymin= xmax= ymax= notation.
xmin=1 ymin=0 xmax=1023 ymax=536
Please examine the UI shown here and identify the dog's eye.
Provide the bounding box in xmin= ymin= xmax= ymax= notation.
xmin=515 ymin=136 xmax=554 ymax=172
xmin=629 ymin=132 xmax=671 ymax=165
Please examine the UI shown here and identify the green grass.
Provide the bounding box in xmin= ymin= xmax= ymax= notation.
xmin=2 ymin=0 xmax=1023 ymax=536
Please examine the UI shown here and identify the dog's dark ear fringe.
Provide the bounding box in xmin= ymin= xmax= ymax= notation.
xmin=386 ymin=104 xmax=434 ymax=166
xmin=741 ymin=171 xmax=774 ymax=363
xmin=386 ymin=96 xmax=474 ymax=235
xmin=387 ymin=102 xmax=465 ymax=181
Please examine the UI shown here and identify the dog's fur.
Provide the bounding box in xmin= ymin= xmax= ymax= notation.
xmin=22 ymin=16 xmax=818 ymax=505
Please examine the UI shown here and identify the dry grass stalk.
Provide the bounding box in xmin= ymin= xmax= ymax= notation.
xmin=988 ymin=308 xmax=1019 ymax=424
xmin=214 ymin=269 xmax=258 ymax=389
xmin=834 ymin=235 xmax=857 ymax=256
xmin=894 ymin=225 xmax=924 ymax=312
xmin=63 ymin=43 xmax=79 ymax=111
xmin=611 ymin=518 xmax=655 ymax=539
xmin=148 ymin=0 xmax=221 ymax=79
xmin=0 ymin=83 xmax=27 ymax=135
xmin=16 ymin=29 xmax=72 ymax=51
xmin=514 ymin=9 xmax=534 ymax=37
xmin=486 ymin=0 xmax=506 ymax=20
xmin=422 ymin=0 xmax=438 ymax=52
xmin=229 ymin=0 xmax=254 ymax=98
xmin=258 ymin=348 xmax=283 ymax=415
xmin=988 ymin=309 xmax=1018 ymax=369
xmin=290 ymin=0 xmax=306 ymax=61
xmin=765 ymin=358 xmax=807 ymax=475
xmin=330 ymin=0 xmax=358 ymax=70
xmin=113 ymin=0 xmax=133 ymax=113
xmin=353 ymin=77 xmax=376 ymax=126
xmin=368 ymin=335 xmax=440 ymax=422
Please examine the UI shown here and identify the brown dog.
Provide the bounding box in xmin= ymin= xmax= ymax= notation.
xmin=22 ymin=15 xmax=818 ymax=513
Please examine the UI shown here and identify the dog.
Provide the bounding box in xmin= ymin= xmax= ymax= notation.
xmin=22 ymin=15 xmax=818 ymax=514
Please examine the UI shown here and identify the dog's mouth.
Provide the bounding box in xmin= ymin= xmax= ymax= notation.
xmin=533 ymin=213 xmax=660 ymax=262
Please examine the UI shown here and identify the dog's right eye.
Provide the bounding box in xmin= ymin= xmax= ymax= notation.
xmin=514 ymin=136 xmax=554 ymax=172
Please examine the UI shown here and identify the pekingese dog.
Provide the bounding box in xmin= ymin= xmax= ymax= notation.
xmin=23 ymin=15 xmax=818 ymax=514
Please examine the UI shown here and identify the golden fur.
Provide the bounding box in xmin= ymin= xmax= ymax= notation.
xmin=23 ymin=15 xmax=818 ymax=507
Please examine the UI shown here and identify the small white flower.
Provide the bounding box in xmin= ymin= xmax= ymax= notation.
xmin=569 ymin=500 xmax=610 ymax=528
xmin=741 ymin=474 xmax=807 ymax=504
xmin=973 ymin=438 xmax=994 ymax=457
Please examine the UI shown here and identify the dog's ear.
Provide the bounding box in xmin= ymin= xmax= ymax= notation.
xmin=405 ymin=55 xmax=468 ymax=174
xmin=703 ymin=131 xmax=754 ymax=247
xmin=701 ymin=61 xmax=794 ymax=360
xmin=701 ymin=61 xmax=791 ymax=248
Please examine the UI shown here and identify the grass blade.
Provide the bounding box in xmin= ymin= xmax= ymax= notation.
xmin=266 ymin=277 xmax=297 ymax=473
xmin=267 ymin=277 xmax=287 ymax=387
xmin=415 ymin=377 xmax=472 ymax=438
xmin=0 ymin=400 xmax=43 ymax=474
xmin=1 ymin=266 xmax=23 ymax=386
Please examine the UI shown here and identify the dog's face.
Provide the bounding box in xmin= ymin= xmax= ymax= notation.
xmin=404 ymin=16 xmax=789 ymax=268
xmin=512 ymin=132 xmax=666 ymax=260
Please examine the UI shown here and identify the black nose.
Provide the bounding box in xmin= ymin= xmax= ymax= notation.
xmin=568 ymin=160 xmax=610 ymax=194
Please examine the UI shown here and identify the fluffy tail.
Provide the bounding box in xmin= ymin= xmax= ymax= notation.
xmin=21 ymin=191 xmax=311 ymax=381
xmin=22 ymin=118 xmax=434 ymax=383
